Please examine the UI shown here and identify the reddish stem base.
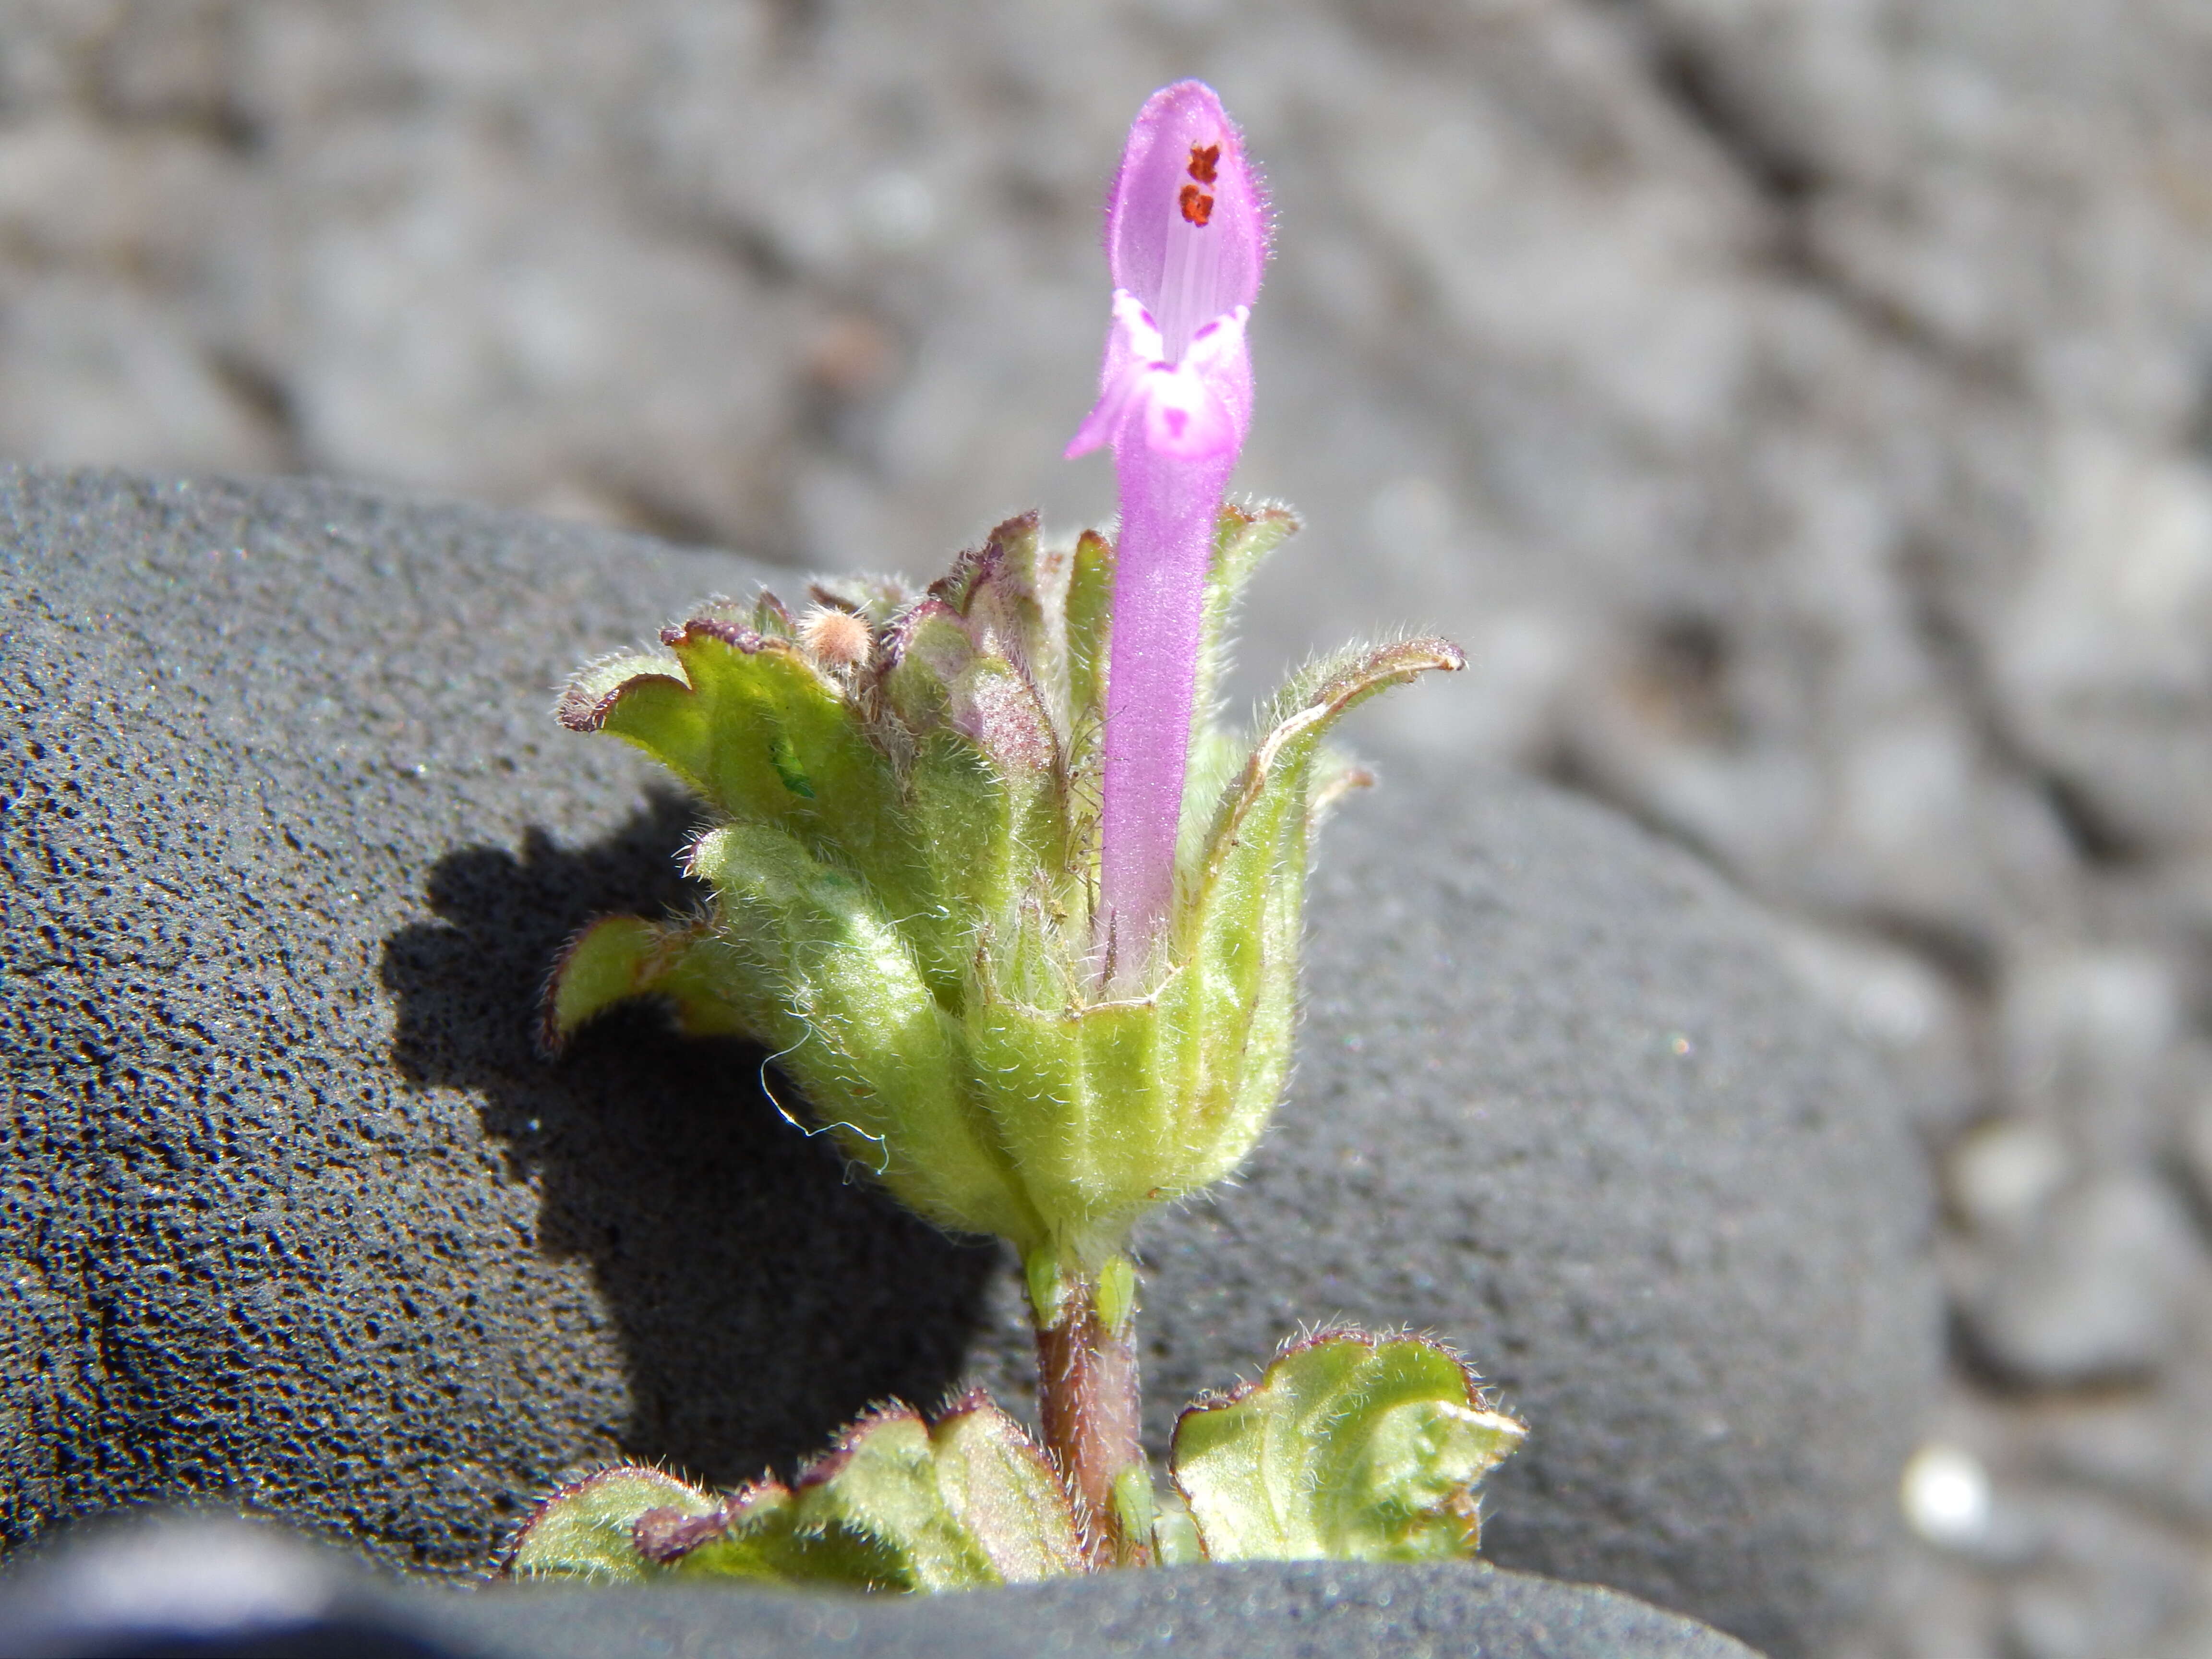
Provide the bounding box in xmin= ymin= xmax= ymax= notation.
xmin=1035 ymin=1272 xmax=1149 ymax=1568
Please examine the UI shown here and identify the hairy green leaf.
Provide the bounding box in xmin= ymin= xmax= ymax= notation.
xmin=1172 ymin=1330 xmax=1525 ymax=1563
xmin=629 ymin=1399 xmax=1084 ymax=1592
xmin=557 ymin=617 xmax=921 ymax=915
xmin=688 ymin=821 xmax=1041 ymax=1249
xmin=541 ymin=914 xmax=756 ymax=1049
xmin=508 ymin=1467 xmax=717 ymax=1583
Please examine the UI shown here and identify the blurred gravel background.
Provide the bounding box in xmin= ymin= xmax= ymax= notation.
xmin=6 ymin=2 xmax=2212 ymax=1654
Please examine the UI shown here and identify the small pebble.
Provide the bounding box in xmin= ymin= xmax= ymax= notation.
xmin=1902 ymin=1442 xmax=1992 ymax=1551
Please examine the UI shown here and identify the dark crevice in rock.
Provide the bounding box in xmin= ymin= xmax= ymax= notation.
xmin=1895 ymin=536 xmax=2148 ymax=873
xmin=380 ymin=795 xmax=998 ymax=1490
xmin=87 ymin=91 xmax=267 ymax=158
xmin=1798 ymin=260 xmax=2024 ymax=393
xmin=205 ymin=349 xmax=307 ymax=473
xmin=2160 ymin=1141 xmax=2212 ymax=1262
xmin=2182 ymin=359 xmax=2212 ymax=465
xmin=1592 ymin=0 xmax=2019 ymax=393
xmin=1585 ymin=0 xmax=1821 ymax=213
xmin=1853 ymin=908 xmax=2000 ymax=1002
xmin=1636 ymin=613 xmax=1740 ymax=745
xmin=1618 ymin=10 xmax=1823 ymax=211
xmin=580 ymin=474 xmax=757 ymax=556
xmin=766 ymin=0 xmax=829 ymax=57
xmin=1538 ymin=742 xmax=1738 ymax=885
xmin=1946 ymin=1302 xmax=2163 ymax=1403
xmin=686 ymin=213 xmax=808 ymax=292
xmin=2036 ymin=770 xmax=2148 ymax=869
xmin=79 ymin=7 xmax=268 ymax=156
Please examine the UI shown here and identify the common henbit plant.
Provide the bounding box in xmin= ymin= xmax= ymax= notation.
xmin=510 ymin=81 xmax=1523 ymax=1587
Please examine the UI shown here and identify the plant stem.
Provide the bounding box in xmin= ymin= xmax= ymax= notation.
xmin=1034 ymin=1261 xmax=1150 ymax=1568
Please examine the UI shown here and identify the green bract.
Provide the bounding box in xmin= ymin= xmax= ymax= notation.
xmin=547 ymin=505 xmax=1462 ymax=1283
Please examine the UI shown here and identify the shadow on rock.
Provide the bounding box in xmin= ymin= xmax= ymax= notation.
xmin=379 ymin=795 xmax=997 ymax=1488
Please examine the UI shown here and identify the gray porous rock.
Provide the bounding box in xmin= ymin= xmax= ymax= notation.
xmin=0 ymin=466 xmax=1001 ymax=1574
xmin=0 ymin=1515 xmax=1762 ymax=1659
xmin=0 ymin=469 xmax=1936 ymax=1657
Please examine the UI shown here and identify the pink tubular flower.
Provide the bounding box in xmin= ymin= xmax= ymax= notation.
xmin=1067 ymin=80 xmax=1268 ymax=975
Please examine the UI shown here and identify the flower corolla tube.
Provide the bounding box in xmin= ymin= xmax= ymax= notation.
xmin=1067 ymin=79 xmax=1268 ymax=972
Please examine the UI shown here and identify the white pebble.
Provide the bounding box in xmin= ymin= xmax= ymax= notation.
xmin=1901 ymin=1442 xmax=1992 ymax=1549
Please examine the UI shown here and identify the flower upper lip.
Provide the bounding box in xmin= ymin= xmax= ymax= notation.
xmin=1102 ymin=79 xmax=1268 ymax=359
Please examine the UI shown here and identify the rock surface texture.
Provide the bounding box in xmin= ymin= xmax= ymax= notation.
xmin=0 ymin=1518 xmax=1762 ymax=1659
xmin=1 ymin=470 xmax=1932 ymax=1658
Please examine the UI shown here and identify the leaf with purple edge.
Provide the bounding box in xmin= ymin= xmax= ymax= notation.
xmin=506 ymin=1466 xmax=717 ymax=1583
xmin=788 ymin=1406 xmax=1000 ymax=1591
xmin=1170 ymin=1330 xmax=1525 ymax=1563
xmin=929 ymin=1392 xmax=1088 ymax=1583
xmin=542 ymin=913 xmax=755 ymax=1051
xmin=650 ymin=1479 xmax=894 ymax=1587
xmin=625 ymin=1398 xmax=1085 ymax=1592
xmin=929 ymin=512 xmax=1056 ymax=684
xmin=557 ymin=616 xmax=924 ymax=920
